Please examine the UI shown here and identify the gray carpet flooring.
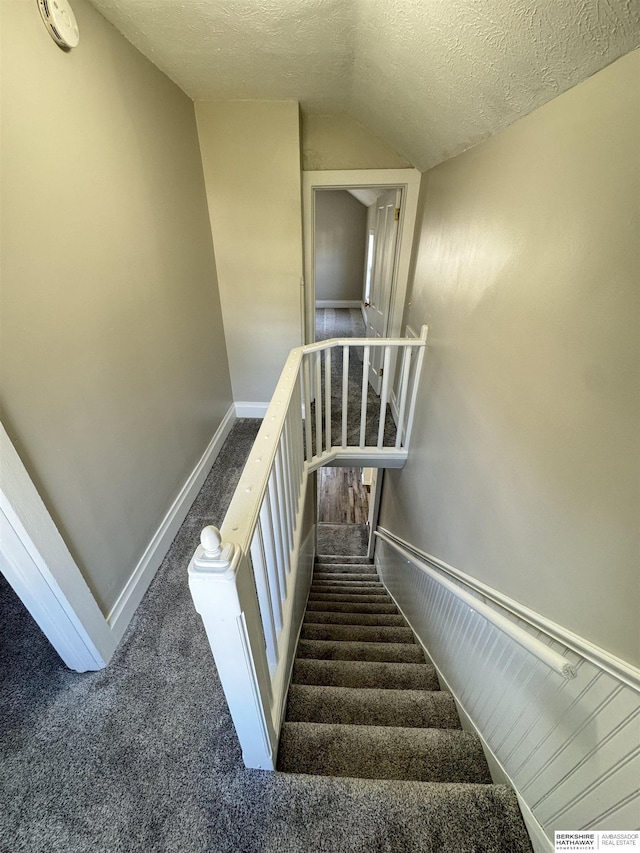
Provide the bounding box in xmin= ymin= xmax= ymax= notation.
xmin=317 ymin=522 xmax=369 ymax=556
xmin=278 ymin=555 xmax=533 ymax=852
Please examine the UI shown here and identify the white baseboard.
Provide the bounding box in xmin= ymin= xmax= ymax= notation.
xmin=315 ymin=300 xmax=362 ymax=309
xmin=381 ymin=579 xmax=552 ymax=853
xmin=235 ymin=402 xmax=269 ymax=418
xmin=107 ymin=404 xmax=237 ymax=641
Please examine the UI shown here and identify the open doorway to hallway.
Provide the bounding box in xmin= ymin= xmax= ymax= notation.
xmin=312 ymin=185 xmax=404 ymax=350
xmin=317 ymin=465 xmax=383 ymax=559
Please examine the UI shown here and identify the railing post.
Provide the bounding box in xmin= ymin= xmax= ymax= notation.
xmin=188 ymin=526 xmax=277 ymax=770
xmin=403 ymin=325 xmax=428 ymax=449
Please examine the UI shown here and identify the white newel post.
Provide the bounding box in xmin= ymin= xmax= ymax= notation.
xmin=188 ymin=526 xmax=277 ymax=770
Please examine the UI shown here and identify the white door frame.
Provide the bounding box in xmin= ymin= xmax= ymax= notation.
xmin=302 ymin=169 xmax=422 ymax=345
xmin=0 ymin=424 xmax=117 ymax=671
xmin=366 ymin=467 xmax=384 ymax=560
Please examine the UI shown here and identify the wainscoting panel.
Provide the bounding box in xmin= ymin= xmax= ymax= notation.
xmin=375 ymin=537 xmax=640 ymax=843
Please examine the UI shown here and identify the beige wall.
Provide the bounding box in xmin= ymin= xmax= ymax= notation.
xmin=380 ymin=50 xmax=640 ymax=666
xmin=0 ymin=0 xmax=232 ymax=613
xmin=302 ymin=114 xmax=411 ymax=171
xmin=195 ymin=101 xmax=304 ymax=402
xmin=315 ymin=191 xmax=368 ymax=302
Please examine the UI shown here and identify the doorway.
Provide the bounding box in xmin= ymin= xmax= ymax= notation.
xmin=312 ymin=185 xmax=403 ymax=369
xmin=316 ymin=465 xmax=384 ymax=560
xmin=303 ymin=168 xmax=422 ymax=348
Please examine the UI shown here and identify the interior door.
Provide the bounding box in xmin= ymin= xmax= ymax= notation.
xmin=363 ymin=188 xmax=401 ymax=394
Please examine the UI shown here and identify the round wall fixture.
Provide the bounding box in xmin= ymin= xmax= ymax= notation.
xmin=37 ymin=0 xmax=80 ymax=49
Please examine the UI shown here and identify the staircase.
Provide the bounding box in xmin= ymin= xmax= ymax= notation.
xmin=277 ymin=547 xmax=533 ymax=852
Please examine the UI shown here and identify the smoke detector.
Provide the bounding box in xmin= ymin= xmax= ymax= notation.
xmin=37 ymin=0 xmax=80 ymax=49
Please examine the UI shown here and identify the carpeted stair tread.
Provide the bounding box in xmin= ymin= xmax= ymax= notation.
xmin=300 ymin=623 xmax=415 ymax=644
xmin=312 ymin=578 xmax=383 ymax=588
xmin=296 ymin=639 xmax=426 ymax=663
xmin=276 ymin=549 xmax=532 ymax=851
xmin=313 ymin=572 xmax=381 ymax=582
xmin=286 ymin=685 xmax=461 ymax=729
xmin=247 ymin=773 xmax=534 ymax=853
xmin=308 ymin=591 xmax=393 ymax=604
xmin=304 ymin=611 xmax=407 ymax=627
xmin=316 ymin=555 xmax=374 ymax=564
xmin=310 ymin=584 xmax=387 ymax=596
xmin=292 ymin=658 xmax=440 ymax=689
xmin=305 ymin=600 xmax=399 ymax=615
xmin=311 ymin=575 xmax=389 ymax=595
xmin=316 ymin=523 xmax=369 ymax=556
xmin=315 ymin=562 xmax=377 ymax=573
xmin=277 ymin=722 xmax=492 ymax=783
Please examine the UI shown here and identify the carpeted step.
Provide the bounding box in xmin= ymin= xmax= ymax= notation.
xmin=277 ymin=722 xmax=492 ymax=783
xmin=316 ymin=524 xmax=368 ymax=556
xmin=310 ymin=584 xmax=386 ymax=596
xmin=308 ymin=592 xmax=391 ymax=604
xmin=296 ymin=639 xmax=426 ymax=663
xmin=305 ymin=600 xmax=398 ymax=615
xmin=303 ymin=611 xmax=407 ymax=627
xmin=286 ymin=685 xmax=461 ymax=729
xmin=313 ymin=572 xmax=380 ymax=583
xmin=292 ymin=658 xmax=440 ymax=689
xmin=314 ymin=562 xmax=377 ymax=574
xmin=236 ymin=774 xmax=533 ymax=853
xmin=312 ymin=578 xmax=383 ymax=588
xmin=316 ymin=555 xmax=373 ymax=565
xmin=300 ymin=623 xmax=415 ymax=644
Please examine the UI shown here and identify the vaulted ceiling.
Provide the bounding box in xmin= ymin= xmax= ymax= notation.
xmin=88 ymin=0 xmax=639 ymax=171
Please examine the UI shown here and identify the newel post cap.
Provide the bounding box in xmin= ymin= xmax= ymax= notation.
xmin=194 ymin=525 xmax=235 ymax=571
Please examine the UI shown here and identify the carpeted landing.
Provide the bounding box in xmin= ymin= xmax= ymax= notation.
xmin=277 ymin=550 xmax=533 ymax=852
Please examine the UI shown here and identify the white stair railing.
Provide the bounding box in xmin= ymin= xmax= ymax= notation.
xmin=188 ymin=327 xmax=428 ymax=769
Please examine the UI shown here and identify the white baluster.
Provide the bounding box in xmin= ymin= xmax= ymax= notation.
xmin=249 ymin=524 xmax=279 ymax=667
xmin=266 ymin=473 xmax=287 ymax=599
xmin=274 ymin=447 xmax=291 ymax=573
xmin=315 ymin=351 xmax=322 ymax=458
xmin=342 ymin=345 xmax=349 ymax=448
xmin=258 ymin=497 xmax=283 ymax=628
xmin=360 ymin=344 xmax=369 ymax=448
xmin=302 ymin=357 xmax=312 ymax=461
xmin=377 ymin=346 xmax=392 ymax=449
xmin=395 ymin=346 xmax=413 ymax=449
xmin=281 ymin=421 xmax=294 ymax=553
xmin=324 ymin=348 xmax=332 ymax=453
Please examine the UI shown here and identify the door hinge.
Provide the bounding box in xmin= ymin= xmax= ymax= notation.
xmin=378 ymin=368 xmax=384 ymax=377
xmin=394 ymin=208 xmax=400 ymax=221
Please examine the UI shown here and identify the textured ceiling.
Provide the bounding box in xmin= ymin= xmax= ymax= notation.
xmin=88 ymin=0 xmax=640 ymax=170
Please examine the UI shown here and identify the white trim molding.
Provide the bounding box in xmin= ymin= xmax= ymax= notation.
xmin=302 ymin=169 xmax=422 ymax=346
xmin=235 ymin=402 xmax=269 ymax=419
xmin=108 ymin=405 xmax=237 ymax=640
xmin=0 ymin=423 xmax=116 ymax=671
xmin=315 ymin=300 xmax=362 ymax=309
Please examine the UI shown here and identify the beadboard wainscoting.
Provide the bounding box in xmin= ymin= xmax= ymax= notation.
xmin=374 ymin=532 xmax=640 ymax=850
